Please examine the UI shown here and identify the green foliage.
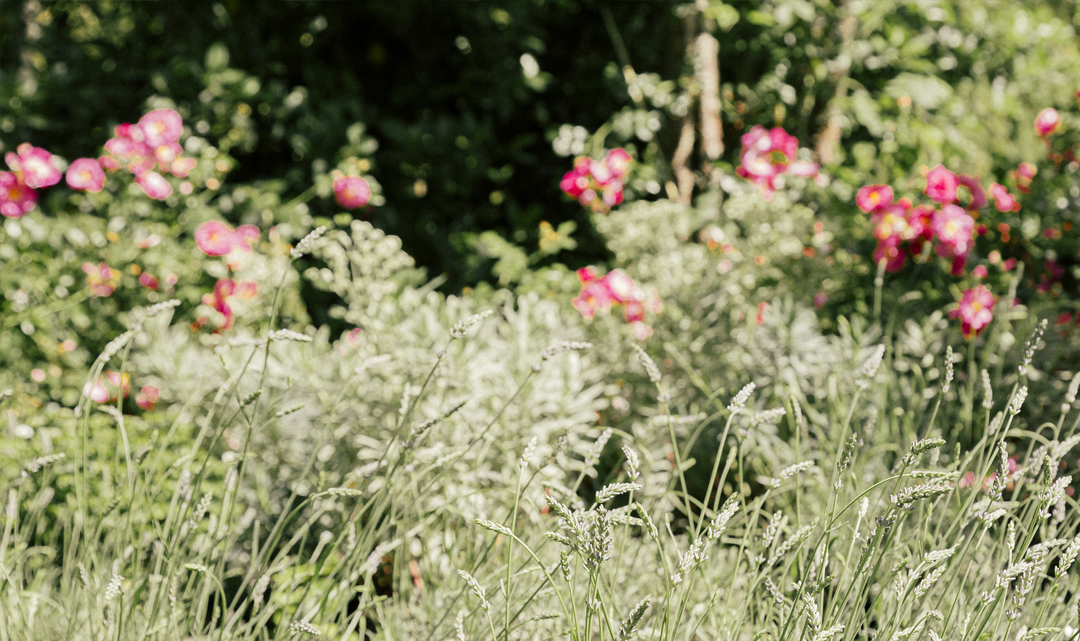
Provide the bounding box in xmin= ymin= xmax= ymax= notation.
xmin=3 ymin=1 xmax=1080 ymax=640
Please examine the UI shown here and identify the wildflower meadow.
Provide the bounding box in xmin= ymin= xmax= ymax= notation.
xmin=3 ymin=2 xmax=1080 ymax=640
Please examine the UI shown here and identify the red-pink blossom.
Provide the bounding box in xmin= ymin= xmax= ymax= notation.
xmin=195 ymin=220 xmax=261 ymax=260
xmin=736 ymin=126 xmax=817 ymax=202
xmin=871 ymin=203 xmax=911 ymax=242
xmin=135 ymin=171 xmax=173 ymax=200
xmin=82 ymin=262 xmax=120 ymax=297
xmin=925 ymin=165 xmax=958 ymax=204
xmin=603 ymin=270 xmax=636 ymax=303
xmin=195 ymin=221 xmax=235 ymax=256
xmin=65 ymin=158 xmax=106 ymax=192
xmin=905 ymin=204 xmax=936 ymax=253
xmin=988 ymin=183 xmax=1018 ymax=212
xmin=932 ymin=205 xmax=975 ymax=256
xmin=232 ymin=225 xmax=260 ymax=251
xmin=602 ymin=182 xmax=624 ymax=207
xmin=82 ymin=381 xmax=110 ymax=404
xmin=152 ymin=142 xmax=182 ymax=167
xmin=104 ymin=110 xmax=196 ymax=181
xmin=972 ymin=265 xmax=988 ymax=279
xmin=333 ymin=175 xmax=372 ymax=209
xmin=1038 ymin=260 xmax=1066 ymax=293
xmin=169 ymin=157 xmax=198 ymax=178
xmin=0 ymin=171 xmax=37 ymax=218
xmin=605 ymin=148 xmax=632 ymax=176
xmin=5 ymin=143 xmax=62 ymax=188
xmin=629 ymin=321 xmax=653 ymax=341
xmin=560 ymin=151 xmax=631 ymax=213
xmin=560 ymin=170 xmax=588 ymax=198
xmin=1034 ymin=108 xmax=1061 ymax=137
xmin=136 ymin=385 xmax=160 ymax=410
xmin=1012 ymin=162 xmax=1037 ymax=193
xmin=138 ymin=108 xmax=183 ymax=147
xmin=200 ymin=278 xmax=259 ymax=332
xmin=139 ymin=272 xmax=160 ymax=290
xmin=83 ymin=371 xmax=131 ymax=404
xmin=956 ymin=175 xmax=986 ymax=210
xmin=571 ymin=267 xmax=616 ymax=319
xmin=873 ymin=237 xmax=906 ymax=272
xmin=950 ymin=285 xmax=995 ymax=340
xmin=571 ymin=267 xmax=659 ymax=338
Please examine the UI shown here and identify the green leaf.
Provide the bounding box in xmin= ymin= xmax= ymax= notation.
xmin=884 ymin=73 xmax=953 ymax=110
xmin=706 ymin=2 xmax=740 ymax=31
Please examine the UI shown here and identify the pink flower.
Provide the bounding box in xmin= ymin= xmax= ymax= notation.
xmin=135 ymin=171 xmax=173 ymax=200
xmin=98 ymin=155 xmax=121 ymax=172
xmin=195 ymin=221 xmax=235 ymax=256
xmin=65 ymin=158 xmax=106 ymax=192
xmin=932 ymin=205 xmax=975 ymax=256
xmin=624 ymin=299 xmax=647 ymax=323
xmin=956 ymin=175 xmax=986 ymax=210
xmin=736 ymin=126 xmax=817 ymax=201
xmin=605 ymin=148 xmax=632 ymax=177
xmin=139 ymin=272 xmax=160 ymax=290
xmin=572 ymin=267 xmax=616 ymax=319
xmin=814 ymin=292 xmax=828 ymax=308
xmin=82 ymin=262 xmax=121 ymax=297
xmin=169 ymin=157 xmax=198 ymax=178
xmin=200 ymin=278 xmax=258 ymax=332
xmin=136 ymin=385 xmax=160 ymax=410
xmin=603 ymin=270 xmax=636 ymax=303
xmin=105 ymin=111 xmax=196 ymax=181
xmin=138 ymin=108 xmax=183 ymax=147
xmin=337 ymin=328 xmax=363 ymax=355
xmin=570 ymin=267 xmax=660 ymax=336
xmin=1034 ymin=108 xmax=1060 ymax=137
xmin=83 ymin=371 xmax=131 ymax=404
xmin=988 ymin=183 xmax=1018 ymax=212
xmin=630 ymin=321 xmax=653 ymax=341
xmin=231 ymin=225 xmax=260 ymax=251
xmin=82 ymin=381 xmax=110 ymax=404
xmin=602 ymin=182 xmax=624 ymax=207
xmin=5 ymin=143 xmax=62 ymax=188
xmin=871 ymin=203 xmax=911 ymax=242
xmin=905 ymin=204 xmax=935 ymax=244
xmin=873 ymin=237 xmax=907 ymax=272
xmin=972 ymin=265 xmax=988 ymax=279
xmin=1038 ymin=260 xmax=1065 ymax=293
xmin=950 ymin=285 xmax=995 ymax=340
xmin=561 ymin=152 xmax=630 ymax=214
xmin=560 ymin=158 xmax=591 ymax=198
xmin=925 ymin=165 xmax=958 ymax=204
xmin=333 ymin=175 xmax=371 ymax=209
xmin=105 ymin=371 xmax=131 ymax=399
xmin=1012 ymin=162 xmax=1037 ymax=193
xmin=105 ymin=126 xmax=154 ymax=172
xmin=195 ymin=220 xmax=261 ymax=259
xmin=0 ymin=171 xmax=37 ymax=218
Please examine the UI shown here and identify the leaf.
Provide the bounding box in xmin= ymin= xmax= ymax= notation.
xmin=706 ymin=2 xmax=740 ymax=31
xmin=884 ymin=73 xmax=954 ymax=110
xmin=474 ymin=231 xmax=529 ymax=285
xmin=205 ymin=42 xmax=230 ymax=72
